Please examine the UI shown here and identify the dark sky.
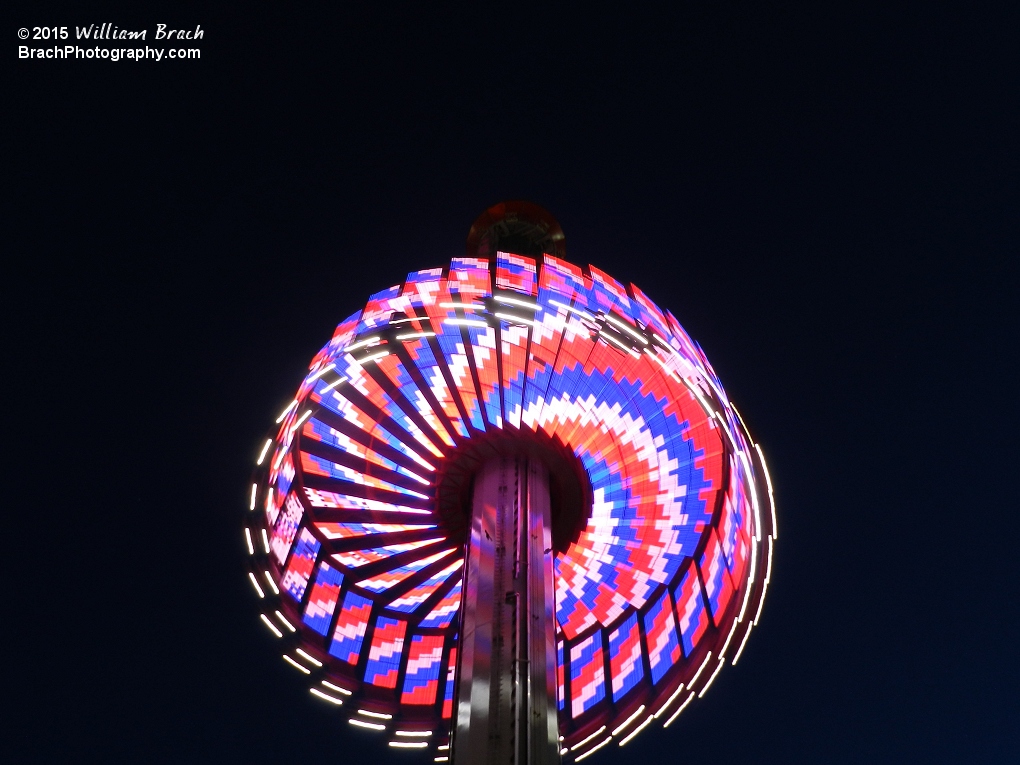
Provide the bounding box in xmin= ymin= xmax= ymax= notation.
xmin=8 ymin=3 xmax=1018 ymax=763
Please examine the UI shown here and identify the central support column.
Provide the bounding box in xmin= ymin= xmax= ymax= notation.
xmin=454 ymin=456 xmax=560 ymax=765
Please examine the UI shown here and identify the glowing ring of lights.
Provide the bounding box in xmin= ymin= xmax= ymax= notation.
xmin=244 ymin=253 xmax=776 ymax=758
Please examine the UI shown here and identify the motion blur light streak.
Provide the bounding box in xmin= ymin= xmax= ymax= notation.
xmin=618 ymin=715 xmax=653 ymax=746
xmin=283 ymin=654 xmax=311 ymax=674
xmin=247 ymin=573 xmax=264 ymax=599
xmin=259 ymin=614 xmax=282 ymax=638
xmin=310 ymin=687 xmax=345 ymax=705
xmin=242 ymin=204 xmax=775 ymax=761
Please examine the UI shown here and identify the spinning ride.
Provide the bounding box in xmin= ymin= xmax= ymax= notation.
xmin=243 ymin=202 xmax=776 ymax=763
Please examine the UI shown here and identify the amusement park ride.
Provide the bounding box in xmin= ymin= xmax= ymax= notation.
xmin=242 ymin=202 xmax=776 ymax=764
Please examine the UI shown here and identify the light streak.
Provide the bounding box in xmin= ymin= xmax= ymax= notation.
xmin=272 ymin=447 xmax=286 ymax=472
xmin=395 ymin=331 xmax=436 ymax=340
xmin=389 ymin=741 xmax=428 ymax=748
xmin=755 ymin=442 xmax=777 ymax=539
xmin=344 ymin=336 xmax=382 ymax=353
xmin=697 ymin=657 xmax=725 ymax=697
xmin=575 ymin=737 xmax=611 ymax=761
xmin=754 ymin=536 xmax=773 ymax=626
xmin=248 ymin=573 xmax=265 ymax=598
xmin=263 ymin=571 xmax=279 ymax=595
xmin=359 ymin=349 xmax=390 ymax=363
xmin=261 ymin=529 xmax=270 ymax=554
xmin=653 ymin=683 xmax=686 ymax=719
xmin=732 ymin=624 xmax=753 ymax=665
xmin=357 ymin=710 xmax=393 ymax=720
xmin=296 ymin=648 xmax=322 ymax=666
xmin=547 ymin=298 xmax=596 ymax=322
xmin=662 ymin=691 xmax=695 ymax=728
xmin=618 ymin=715 xmax=653 ymax=746
xmin=249 ymin=483 xmax=258 ymax=510
xmin=571 ymin=725 xmax=607 ymax=751
xmin=322 ymin=680 xmax=352 ymax=695
xmin=436 ymin=744 xmax=449 ymax=751
xmin=495 ymin=295 xmax=539 ymax=310
xmin=259 ymin=613 xmax=282 ymax=637
xmin=443 ymin=317 xmax=488 ymax=328
xmin=738 ymin=447 xmax=763 ymax=542
xmin=309 ymin=687 xmax=344 ymax=705
xmin=349 ymin=718 xmax=386 ymax=731
xmin=395 ymin=730 xmax=433 ymax=737
xmin=275 ymin=400 xmax=297 ymax=423
xmin=598 ymin=330 xmax=640 ymax=357
xmin=274 ymin=611 xmax=296 ymax=632
xmin=649 ymin=332 xmax=673 ymax=351
xmin=611 ymin=705 xmax=646 ymax=736
xmin=435 ymin=758 xmax=449 ymax=762
xmin=307 ymin=363 xmax=336 ymax=383
xmin=719 ymin=618 xmax=740 ymax=658
xmin=256 ymin=439 xmax=272 ymax=465
xmin=494 ymin=311 xmax=536 ymax=326
xmin=604 ymin=313 xmax=648 ymax=344
xmin=244 ymin=528 xmax=254 ymax=555
xmin=688 ymin=651 xmax=713 ymax=687
xmin=321 ymin=376 xmax=347 ymax=393
xmin=282 ymin=654 xmax=311 ymax=674
xmin=293 ymin=409 xmax=313 ymax=430
xmin=736 ymin=540 xmax=758 ymax=623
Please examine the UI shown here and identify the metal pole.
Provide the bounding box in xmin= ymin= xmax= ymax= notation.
xmin=454 ymin=456 xmax=560 ymax=765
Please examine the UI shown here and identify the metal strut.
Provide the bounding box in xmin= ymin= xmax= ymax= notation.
xmin=453 ymin=457 xmax=560 ymax=765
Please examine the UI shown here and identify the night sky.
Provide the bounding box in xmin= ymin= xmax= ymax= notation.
xmin=9 ymin=4 xmax=1018 ymax=763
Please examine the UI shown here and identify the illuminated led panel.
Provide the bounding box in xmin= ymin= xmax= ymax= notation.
xmin=375 ymin=353 xmax=456 ymax=447
xmin=271 ymin=453 xmax=296 ymax=519
xmin=718 ymin=456 xmax=752 ymax=587
xmin=333 ymin=539 xmax=444 ymax=569
xmin=388 ymin=561 xmax=462 ymax=614
xmin=302 ymin=417 xmax=429 ymax=485
xmin=569 ymin=634 xmax=606 ymax=718
xmin=402 ymin=634 xmax=446 ymax=704
xmin=270 ymin=492 xmax=304 ymax=565
xmin=495 ymin=252 xmax=538 ymax=295
xmin=423 ymin=276 xmax=485 ymax=432
xmin=673 ymin=565 xmax=710 ymax=657
xmin=441 ymin=647 xmax=457 ymax=719
xmin=332 ymin=353 xmax=445 ymax=460
xmin=365 ymin=617 xmax=407 ymax=688
xmin=469 ymin=323 xmax=502 ymax=429
xmin=303 ymin=487 xmax=430 ymax=516
xmin=556 ymin=641 xmax=565 ymax=711
xmin=588 ymin=264 xmax=635 ymax=321
xmin=420 ymin=580 xmax=462 ymax=629
xmin=312 ymin=386 xmax=434 ymax=471
xmin=356 ymin=549 xmax=456 ymax=593
xmin=300 ymin=452 xmax=428 ymax=498
xmin=401 ymin=337 xmax=469 ymax=439
xmin=329 ymin=591 xmax=373 ymax=664
xmin=629 ymin=282 xmax=670 ymax=339
xmin=699 ymin=528 xmax=736 ymax=625
xmin=499 ymin=321 xmax=529 ymax=429
xmin=608 ymin=614 xmax=644 ymax=701
xmin=357 ymin=285 xmax=402 ymax=334
xmin=314 ymin=522 xmax=435 ymax=540
xmin=643 ymin=590 xmax=681 ymax=685
xmin=281 ymin=527 xmax=320 ymax=602
xmin=303 ymin=562 xmax=343 ymax=635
